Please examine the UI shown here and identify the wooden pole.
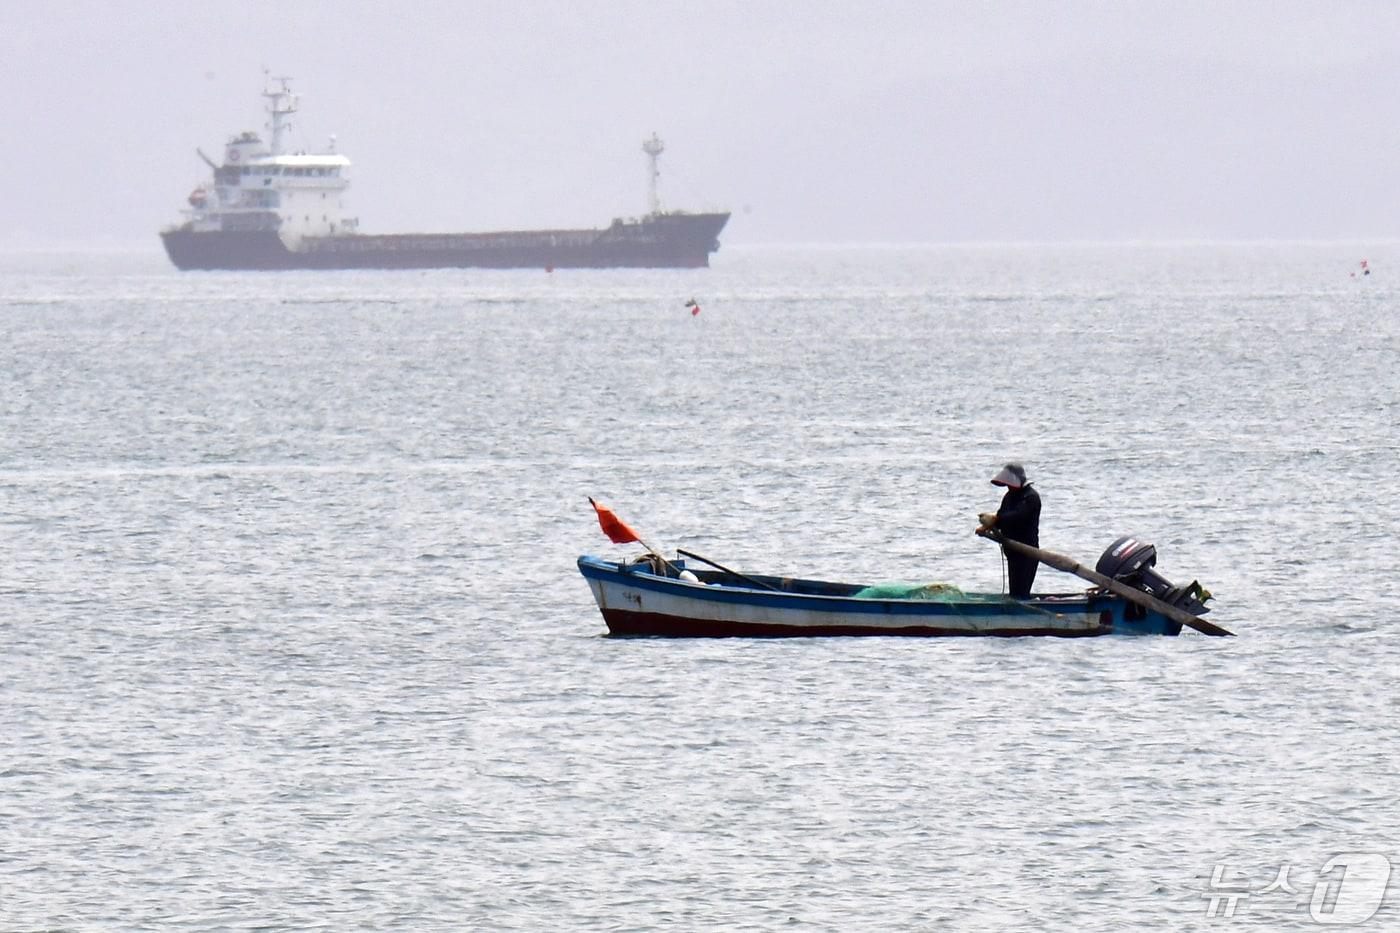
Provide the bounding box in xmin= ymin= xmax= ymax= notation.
xmin=984 ymin=532 xmax=1234 ymax=637
xmin=676 ymin=548 xmax=781 ymax=592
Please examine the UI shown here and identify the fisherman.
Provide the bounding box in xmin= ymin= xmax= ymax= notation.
xmin=975 ymin=462 xmax=1041 ymax=598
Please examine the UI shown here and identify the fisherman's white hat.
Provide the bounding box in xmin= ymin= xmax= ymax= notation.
xmin=991 ymin=462 xmax=1028 ymax=488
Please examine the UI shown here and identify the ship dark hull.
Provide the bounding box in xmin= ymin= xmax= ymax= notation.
xmin=161 ymin=212 xmax=729 ymax=271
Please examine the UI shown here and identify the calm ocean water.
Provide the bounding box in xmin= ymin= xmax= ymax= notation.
xmin=2 ymin=244 xmax=1397 ymax=929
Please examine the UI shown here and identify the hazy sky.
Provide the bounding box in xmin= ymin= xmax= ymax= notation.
xmin=5 ymin=1 xmax=1399 ymax=247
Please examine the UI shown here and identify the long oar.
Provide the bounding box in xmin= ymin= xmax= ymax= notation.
xmin=983 ymin=532 xmax=1234 ymax=637
xmin=676 ymin=548 xmax=780 ymax=592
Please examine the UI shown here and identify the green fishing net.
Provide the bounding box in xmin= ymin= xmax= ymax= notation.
xmin=851 ymin=582 xmax=968 ymax=600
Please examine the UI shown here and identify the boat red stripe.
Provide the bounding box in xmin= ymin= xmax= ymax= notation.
xmin=600 ymin=608 xmax=1111 ymax=639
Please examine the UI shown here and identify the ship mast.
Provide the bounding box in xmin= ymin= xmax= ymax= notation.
xmin=263 ymin=75 xmax=297 ymax=156
xmin=642 ymin=132 xmax=664 ymax=216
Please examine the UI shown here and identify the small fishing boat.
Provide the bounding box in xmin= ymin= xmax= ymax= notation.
xmin=578 ymin=550 xmax=1203 ymax=638
xmin=578 ymin=499 xmax=1228 ymax=638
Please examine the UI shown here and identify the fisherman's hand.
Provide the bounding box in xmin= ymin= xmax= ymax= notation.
xmin=978 ymin=512 xmax=997 ymax=528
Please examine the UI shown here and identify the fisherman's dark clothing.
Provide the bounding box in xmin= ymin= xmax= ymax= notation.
xmin=996 ymin=483 xmax=1041 ymax=597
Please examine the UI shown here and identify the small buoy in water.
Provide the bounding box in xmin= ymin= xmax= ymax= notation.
xmin=685 ymin=297 xmax=700 ymax=316
xmin=679 ymin=570 xmax=700 ymax=583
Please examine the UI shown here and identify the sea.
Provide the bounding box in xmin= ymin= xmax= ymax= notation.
xmin=1 ymin=244 xmax=1397 ymax=930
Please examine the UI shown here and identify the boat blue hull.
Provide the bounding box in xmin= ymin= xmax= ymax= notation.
xmin=577 ymin=556 xmax=1184 ymax=638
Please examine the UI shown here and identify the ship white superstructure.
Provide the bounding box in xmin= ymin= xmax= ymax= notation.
xmin=181 ymin=77 xmax=356 ymax=247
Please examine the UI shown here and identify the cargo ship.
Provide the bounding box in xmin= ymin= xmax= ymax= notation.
xmin=160 ymin=79 xmax=729 ymax=271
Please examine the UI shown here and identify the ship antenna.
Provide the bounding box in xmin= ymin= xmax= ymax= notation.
xmin=263 ymin=75 xmax=297 ymax=156
xmin=642 ymin=132 xmax=665 ymax=216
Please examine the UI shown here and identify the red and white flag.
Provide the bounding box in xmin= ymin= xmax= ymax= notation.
xmin=588 ymin=497 xmax=641 ymax=544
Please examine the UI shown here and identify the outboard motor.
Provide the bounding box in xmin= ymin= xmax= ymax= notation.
xmin=1095 ymin=536 xmax=1212 ymax=616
